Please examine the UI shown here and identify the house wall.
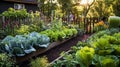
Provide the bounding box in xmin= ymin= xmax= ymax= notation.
xmin=0 ymin=1 xmax=39 ymax=13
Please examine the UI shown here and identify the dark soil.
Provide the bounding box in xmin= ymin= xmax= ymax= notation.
xmin=18 ymin=34 xmax=90 ymax=67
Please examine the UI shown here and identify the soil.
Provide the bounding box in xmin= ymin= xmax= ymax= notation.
xmin=18 ymin=34 xmax=90 ymax=67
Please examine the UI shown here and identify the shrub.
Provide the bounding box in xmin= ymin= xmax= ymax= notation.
xmin=108 ymin=16 xmax=120 ymax=28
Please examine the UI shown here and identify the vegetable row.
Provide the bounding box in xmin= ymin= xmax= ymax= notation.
xmin=0 ymin=28 xmax=78 ymax=56
xmin=53 ymin=28 xmax=120 ymax=67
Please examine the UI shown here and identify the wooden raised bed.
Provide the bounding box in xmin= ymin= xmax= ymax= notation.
xmin=15 ymin=36 xmax=76 ymax=64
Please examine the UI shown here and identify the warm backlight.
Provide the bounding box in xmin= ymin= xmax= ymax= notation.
xmin=80 ymin=0 xmax=93 ymax=5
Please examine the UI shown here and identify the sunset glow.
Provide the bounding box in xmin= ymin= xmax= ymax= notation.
xmin=80 ymin=0 xmax=93 ymax=5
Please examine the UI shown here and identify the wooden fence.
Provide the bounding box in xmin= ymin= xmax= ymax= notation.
xmin=0 ymin=16 xmax=32 ymax=36
xmin=62 ymin=17 xmax=101 ymax=34
xmin=0 ymin=16 xmax=101 ymax=37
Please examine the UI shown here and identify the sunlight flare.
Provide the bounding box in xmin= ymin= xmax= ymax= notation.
xmin=80 ymin=0 xmax=93 ymax=5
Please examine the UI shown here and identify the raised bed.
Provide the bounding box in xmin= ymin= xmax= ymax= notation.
xmin=15 ymin=35 xmax=76 ymax=64
xmin=48 ymin=34 xmax=92 ymax=67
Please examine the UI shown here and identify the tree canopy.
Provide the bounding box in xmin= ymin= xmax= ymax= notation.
xmin=37 ymin=0 xmax=120 ymax=17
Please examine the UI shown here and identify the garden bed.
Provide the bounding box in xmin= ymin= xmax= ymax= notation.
xmin=18 ymin=34 xmax=85 ymax=67
xmin=50 ymin=28 xmax=120 ymax=67
xmin=15 ymin=35 xmax=77 ymax=64
xmin=49 ymin=34 xmax=90 ymax=65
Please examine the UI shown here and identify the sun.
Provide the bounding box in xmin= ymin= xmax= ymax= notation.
xmin=80 ymin=0 xmax=93 ymax=5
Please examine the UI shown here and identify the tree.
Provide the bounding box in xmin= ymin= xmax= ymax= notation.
xmin=112 ymin=0 xmax=120 ymax=16
xmin=88 ymin=0 xmax=114 ymax=17
xmin=82 ymin=0 xmax=95 ymax=17
xmin=37 ymin=0 xmax=58 ymax=17
xmin=57 ymin=0 xmax=74 ymax=14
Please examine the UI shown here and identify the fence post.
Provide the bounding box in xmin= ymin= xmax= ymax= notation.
xmin=89 ymin=18 xmax=92 ymax=33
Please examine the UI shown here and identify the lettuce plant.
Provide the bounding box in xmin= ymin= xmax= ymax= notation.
xmin=93 ymin=38 xmax=110 ymax=49
xmin=93 ymin=55 xmax=119 ymax=67
xmin=76 ymin=46 xmax=95 ymax=67
xmin=40 ymin=28 xmax=77 ymax=42
xmin=113 ymin=45 xmax=120 ymax=55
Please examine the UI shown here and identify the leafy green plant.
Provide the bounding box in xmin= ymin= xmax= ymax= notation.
xmin=30 ymin=56 xmax=49 ymax=67
xmin=12 ymin=47 xmax=25 ymax=56
xmin=63 ymin=29 xmax=73 ymax=38
xmin=2 ymin=8 xmax=30 ymax=19
xmin=93 ymin=55 xmax=119 ymax=67
xmin=40 ymin=28 xmax=77 ymax=42
xmin=51 ymin=19 xmax=63 ymax=30
xmin=76 ymin=46 xmax=95 ymax=67
xmin=113 ymin=45 xmax=120 ymax=55
xmin=93 ymin=38 xmax=110 ymax=49
xmin=0 ymin=32 xmax=50 ymax=56
xmin=58 ymin=31 xmax=66 ymax=40
xmin=87 ymin=28 xmax=119 ymax=44
xmin=15 ymin=19 xmax=46 ymax=35
xmin=0 ymin=30 xmax=7 ymax=39
xmin=53 ymin=52 xmax=78 ymax=67
xmin=71 ymin=28 xmax=78 ymax=35
xmin=0 ymin=53 xmax=15 ymax=67
xmin=52 ymin=28 xmax=120 ymax=67
xmin=15 ymin=24 xmax=30 ymax=35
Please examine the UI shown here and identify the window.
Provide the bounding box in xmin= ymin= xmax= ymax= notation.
xmin=14 ymin=3 xmax=25 ymax=10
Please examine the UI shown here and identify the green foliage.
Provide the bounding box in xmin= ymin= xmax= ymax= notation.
xmin=0 ymin=53 xmax=15 ymax=67
xmin=113 ymin=45 xmax=120 ymax=55
xmin=58 ymin=31 xmax=66 ymax=40
xmin=30 ymin=20 xmax=46 ymax=32
xmin=87 ymin=28 xmax=119 ymax=44
xmin=0 ymin=32 xmax=50 ymax=56
xmin=93 ymin=55 xmax=119 ymax=67
xmin=30 ymin=56 xmax=49 ymax=67
xmin=112 ymin=0 xmax=120 ymax=16
xmin=12 ymin=47 xmax=25 ymax=56
xmin=71 ymin=28 xmax=78 ymax=35
xmin=53 ymin=28 xmax=120 ymax=67
xmin=108 ymin=16 xmax=120 ymax=28
xmin=41 ymin=30 xmax=58 ymax=42
xmin=88 ymin=0 xmax=114 ymax=17
xmin=57 ymin=0 xmax=73 ymax=14
xmin=0 ymin=30 xmax=7 ymax=39
xmin=40 ymin=28 xmax=77 ymax=42
xmin=76 ymin=46 xmax=95 ymax=67
xmin=62 ymin=54 xmax=77 ymax=67
xmin=53 ymin=52 xmax=78 ymax=67
xmin=15 ymin=19 xmax=46 ymax=35
xmin=40 ymin=19 xmax=78 ymax=42
xmin=16 ymin=24 xmax=30 ymax=35
xmin=93 ymin=38 xmax=110 ymax=49
xmin=2 ymin=8 xmax=31 ymax=19
xmin=51 ymin=19 xmax=63 ymax=30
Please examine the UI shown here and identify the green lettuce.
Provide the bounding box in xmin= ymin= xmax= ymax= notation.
xmin=76 ymin=46 xmax=95 ymax=67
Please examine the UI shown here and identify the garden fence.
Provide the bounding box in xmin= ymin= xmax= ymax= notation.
xmin=0 ymin=16 xmax=32 ymax=35
xmin=0 ymin=16 xmax=101 ymax=36
xmin=62 ymin=17 xmax=101 ymax=34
